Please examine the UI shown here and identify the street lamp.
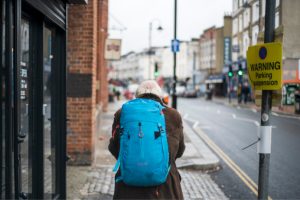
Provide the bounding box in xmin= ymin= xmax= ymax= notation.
xmin=149 ymin=19 xmax=163 ymax=80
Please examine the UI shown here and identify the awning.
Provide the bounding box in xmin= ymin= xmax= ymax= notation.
xmin=205 ymin=75 xmax=225 ymax=84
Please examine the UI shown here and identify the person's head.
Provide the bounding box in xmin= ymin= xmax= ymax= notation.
xmin=239 ymin=83 xmax=242 ymax=87
xmin=244 ymin=83 xmax=248 ymax=87
xmin=135 ymin=80 xmax=162 ymax=98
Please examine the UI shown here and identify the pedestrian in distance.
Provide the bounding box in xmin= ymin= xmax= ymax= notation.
xmin=237 ymin=83 xmax=242 ymax=104
xmin=115 ymin=90 xmax=120 ymax=100
xmin=109 ymin=80 xmax=185 ymax=199
xmin=242 ymin=83 xmax=250 ymax=104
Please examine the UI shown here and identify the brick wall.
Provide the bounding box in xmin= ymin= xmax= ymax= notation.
xmin=66 ymin=0 xmax=108 ymax=165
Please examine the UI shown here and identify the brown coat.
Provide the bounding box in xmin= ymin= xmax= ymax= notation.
xmin=108 ymin=94 xmax=185 ymax=199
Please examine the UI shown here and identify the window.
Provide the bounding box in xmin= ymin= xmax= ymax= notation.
xmin=252 ymin=1 xmax=259 ymax=24
xmin=243 ymin=33 xmax=249 ymax=58
xmin=233 ymin=18 xmax=238 ymax=35
xmin=252 ymin=25 xmax=259 ymax=46
xmin=239 ymin=15 xmax=243 ymax=32
xmin=262 ymin=0 xmax=266 ymax=17
xmin=275 ymin=12 xmax=280 ymax=28
xmin=243 ymin=10 xmax=249 ymax=29
xmin=239 ymin=0 xmax=243 ymax=7
xmin=233 ymin=0 xmax=238 ymax=11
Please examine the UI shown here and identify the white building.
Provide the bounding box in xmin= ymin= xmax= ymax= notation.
xmin=109 ymin=39 xmax=199 ymax=82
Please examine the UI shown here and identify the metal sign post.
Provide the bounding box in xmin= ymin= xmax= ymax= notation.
xmin=258 ymin=1 xmax=275 ymax=199
xmin=172 ymin=0 xmax=178 ymax=109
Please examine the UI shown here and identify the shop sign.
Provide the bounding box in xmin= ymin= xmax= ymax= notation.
xmin=224 ymin=37 xmax=231 ymax=64
xmin=104 ymin=39 xmax=122 ymax=60
xmin=232 ymin=45 xmax=240 ymax=52
xmin=247 ymin=42 xmax=282 ymax=90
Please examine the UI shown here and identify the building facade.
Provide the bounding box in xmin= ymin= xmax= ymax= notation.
xmin=199 ymin=15 xmax=232 ymax=97
xmin=66 ymin=0 xmax=109 ymax=165
xmin=1 ymin=0 xmax=87 ymax=199
xmin=228 ymin=0 xmax=300 ymax=99
xmin=109 ymin=39 xmax=199 ymax=86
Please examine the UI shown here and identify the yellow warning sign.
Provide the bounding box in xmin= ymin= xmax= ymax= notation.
xmin=247 ymin=42 xmax=282 ymax=90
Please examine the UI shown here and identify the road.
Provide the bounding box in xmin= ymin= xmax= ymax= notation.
xmin=177 ymin=97 xmax=300 ymax=199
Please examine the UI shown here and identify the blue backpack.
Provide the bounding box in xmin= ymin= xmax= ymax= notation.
xmin=113 ymin=98 xmax=170 ymax=186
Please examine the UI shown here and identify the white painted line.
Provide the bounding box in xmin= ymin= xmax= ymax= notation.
xmin=183 ymin=114 xmax=188 ymax=119
xmin=254 ymin=121 xmax=260 ymax=126
xmin=232 ymin=114 xmax=236 ymax=119
xmin=251 ymin=109 xmax=257 ymax=113
xmin=198 ymin=126 xmax=211 ymax=129
xmin=217 ymin=110 xmax=221 ymax=114
xmin=271 ymin=112 xmax=279 ymax=116
xmin=193 ymin=121 xmax=199 ymax=129
xmin=184 ymin=117 xmax=198 ymax=123
xmin=237 ymin=106 xmax=241 ymax=109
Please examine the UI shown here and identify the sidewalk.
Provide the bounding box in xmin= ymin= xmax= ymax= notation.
xmin=200 ymin=96 xmax=300 ymax=117
xmin=67 ymin=99 xmax=227 ymax=199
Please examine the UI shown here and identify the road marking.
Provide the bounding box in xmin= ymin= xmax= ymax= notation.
xmin=206 ymin=107 xmax=210 ymax=110
xmin=193 ymin=125 xmax=272 ymax=200
xmin=271 ymin=112 xmax=279 ymax=116
xmin=193 ymin=121 xmax=199 ymax=129
xmin=237 ymin=106 xmax=241 ymax=109
xmin=198 ymin=126 xmax=211 ymax=129
xmin=254 ymin=121 xmax=260 ymax=126
xmin=184 ymin=117 xmax=198 ymax=123
xmin=251 ymin=109 xmax=257 ymax=113
xmin=183 ymin=114 xmax=188 ymax=119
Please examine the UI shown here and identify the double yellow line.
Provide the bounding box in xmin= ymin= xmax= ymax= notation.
xmin=194 ymin=127 xmax=272 ymax=200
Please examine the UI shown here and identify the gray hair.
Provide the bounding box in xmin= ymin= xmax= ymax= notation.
xmin=135 ymin=80 xmax=162 ymax=98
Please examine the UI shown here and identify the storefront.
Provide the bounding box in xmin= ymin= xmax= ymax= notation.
xmin=205 ymin=75 xmax=226 ymax=97
xmin=1 ymin=0 xmax=86 ymax=199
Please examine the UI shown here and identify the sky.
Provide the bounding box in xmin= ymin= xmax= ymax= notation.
xmin=108 ymin=0 xmax=233 ymax=55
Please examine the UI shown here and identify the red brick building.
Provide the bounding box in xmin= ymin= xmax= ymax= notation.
xmin=66 ymin=0 xmax=109 ymax=165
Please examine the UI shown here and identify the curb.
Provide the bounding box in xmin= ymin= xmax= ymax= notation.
xmin=202 ymin=98 xmax=300 ymax=118
xmin=176 ymin=120 xmax=220 ymax=171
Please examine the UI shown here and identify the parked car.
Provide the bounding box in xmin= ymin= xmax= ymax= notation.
xmin=184 ymin=89 xmax=197 ymax=98
xmin=170 ymin=86 xmax=186 ymax=97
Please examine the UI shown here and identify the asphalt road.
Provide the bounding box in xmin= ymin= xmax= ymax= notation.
xmin=177 ymin=97 xmax=300 ymax=200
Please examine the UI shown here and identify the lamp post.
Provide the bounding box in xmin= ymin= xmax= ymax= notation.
xmin=149 ymin=19 xmax=163 ymax=80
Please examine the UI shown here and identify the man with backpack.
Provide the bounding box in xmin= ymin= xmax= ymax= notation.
xmin=109 ymin=80 xmax=185 ymax=199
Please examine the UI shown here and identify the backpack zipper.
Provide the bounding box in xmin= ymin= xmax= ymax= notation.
xmin=139 ymin=122 xmax=144 ymax=159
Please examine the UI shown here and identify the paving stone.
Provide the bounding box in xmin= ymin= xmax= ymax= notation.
xmin=88 ymin=187 xmax=94 ymax=193
xmin=102 ymin=185 xmax=109 ymax=190
xmin=101 ymin=189 xmax=108 ymax=194
xmin=94 ymin=186 xmax=101 ymax=192
xmin=77 ymin=166 xmax=228 ymax=199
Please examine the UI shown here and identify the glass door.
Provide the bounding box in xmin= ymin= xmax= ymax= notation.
xmin=20 ymin=17 xmax=32 ymax=197
xmin=43 ymin=26 xmax=56 ymax=197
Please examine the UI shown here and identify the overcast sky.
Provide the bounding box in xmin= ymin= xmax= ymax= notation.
xmin=108 ymin=0 xmax=233 ymax=55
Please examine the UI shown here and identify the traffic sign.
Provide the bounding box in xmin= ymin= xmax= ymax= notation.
xmin=171 ymin=39 xmax=180 ymax=52
xmin=247 ymin=42 xmax=282 ymax=90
